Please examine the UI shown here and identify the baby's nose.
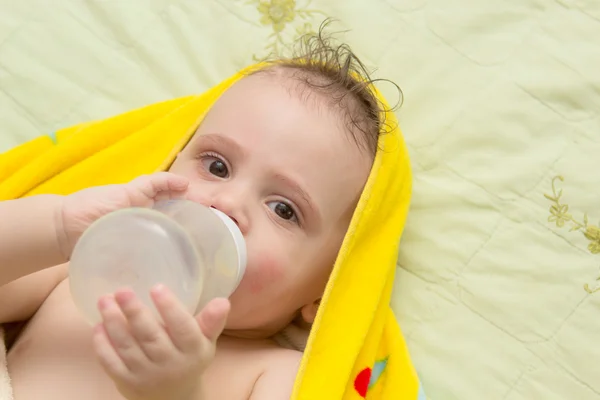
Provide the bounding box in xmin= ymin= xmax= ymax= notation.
xmin=209 ymin=201 xmax=248 ymax=235
xmin=185 ymin=184 xmax=249 ymax=234
xmin=227 ymin=215 xmax=239 ymax=226
xmin=211 ymin=206 xmax=239 ymax=226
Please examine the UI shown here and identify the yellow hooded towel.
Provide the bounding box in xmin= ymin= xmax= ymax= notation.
xmin=0 ymin=64 xmax=423 ymax=400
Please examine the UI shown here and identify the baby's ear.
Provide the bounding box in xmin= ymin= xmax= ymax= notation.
xmin=300 ymin=298 xmax=321 ymax=325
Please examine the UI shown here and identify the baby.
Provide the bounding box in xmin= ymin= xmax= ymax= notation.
xmin=0 ymin=32 xmax=388 ymax=400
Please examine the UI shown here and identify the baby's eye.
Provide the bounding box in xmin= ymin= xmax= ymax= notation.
xmin=201 ymin=156 xmax=229 ymax=178
xmin=267 ymin=201 xmax=298 ymax=223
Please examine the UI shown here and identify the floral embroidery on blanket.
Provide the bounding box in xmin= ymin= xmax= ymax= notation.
xmin=545 ymin=175 xmax=600 ymax=293
xmin=243 ymin=0 xmax=328 ymax=59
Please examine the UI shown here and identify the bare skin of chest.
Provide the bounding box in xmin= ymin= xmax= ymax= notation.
xmin=7 ymin=279 xmax=279 ymax=400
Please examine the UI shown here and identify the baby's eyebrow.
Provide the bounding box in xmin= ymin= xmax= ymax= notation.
xmin=273 ymin=173 xmax=320 ymax=222
xmin=197 ymin=133 xmax=245 ymax=160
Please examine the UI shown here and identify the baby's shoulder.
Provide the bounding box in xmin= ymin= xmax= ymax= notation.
xmin=250 ymin=347 xmax=301 ymax=400
xmin=211 ymin=337 xmax=302 ymax=399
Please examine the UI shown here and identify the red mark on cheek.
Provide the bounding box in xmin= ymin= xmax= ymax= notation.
xmin=244 ymin=252 xmax=286 ymax=294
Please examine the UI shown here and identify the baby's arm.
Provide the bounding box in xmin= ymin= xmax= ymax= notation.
xmin=0 ymin=172 xmax=188 ymax=288
xmin=0 ymin=195 xmax=67 ymax=287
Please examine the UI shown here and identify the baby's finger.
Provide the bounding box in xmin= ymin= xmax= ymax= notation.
xmin=150 ymin=285 xmax=201 ymax=352
xmin=92 ymin=324 xmax=129 ymax=378
xmin=114 ymin=289 xmax=175 ymax=362
xmin=195 ymin=298 xmax=230 ymax=343
xmin=131 ymin=172 xmax=189 ymax=201
xmin=98 ymin=294 xmax=148 ymax=371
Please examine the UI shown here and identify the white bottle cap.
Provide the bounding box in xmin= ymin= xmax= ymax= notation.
xmin=210 ymin=207 xmax=247 ymax=290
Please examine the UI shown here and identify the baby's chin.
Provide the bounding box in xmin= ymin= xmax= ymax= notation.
xmin=220 ymin=328 xmax=275 ymax=340
xmin=222 ymin=308 xmax=296 ymax=340
xmin=221 ymin=322 xmax=287 ymax=340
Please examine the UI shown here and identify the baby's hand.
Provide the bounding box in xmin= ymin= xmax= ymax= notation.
xmin=58 ymin=172 xmax=189 ymax=258
xmin=92 ymin=285 xmax=229 ymax=400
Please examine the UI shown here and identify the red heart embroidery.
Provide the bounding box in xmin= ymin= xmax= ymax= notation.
xmin=354 ymin=367 xmax=372 ymax=398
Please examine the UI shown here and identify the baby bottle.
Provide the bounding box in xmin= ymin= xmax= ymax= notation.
xmin=68 ymin=200 xmax=246 ymax=325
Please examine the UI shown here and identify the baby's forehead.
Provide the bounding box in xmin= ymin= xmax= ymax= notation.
xmin=198 ymin=65 xmax=377 ymax=167
xmin=204 ymin=73 xmax=347 ymax=148
xmin=245 ymin=67 xmax=335 ymax=104
xmin=238 ymin=66 xmax=377 ymax=156
xmin=195 ymin=70 xmax=369 ymax=162
xmin=202 ymin=71 xmax=338 ymax=137
xmin=222 ymin=68 xmax=333 ymax=109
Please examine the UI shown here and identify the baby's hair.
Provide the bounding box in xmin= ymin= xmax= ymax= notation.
xmin=254 ymin=19 xmax=402 ymax=157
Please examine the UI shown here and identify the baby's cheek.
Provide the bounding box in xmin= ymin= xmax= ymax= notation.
xmin=243 ymin=251 xmax=287 ymax=294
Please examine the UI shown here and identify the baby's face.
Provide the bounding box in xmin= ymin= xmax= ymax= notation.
xmin=169 ymin=72 xmax=372 ymax=336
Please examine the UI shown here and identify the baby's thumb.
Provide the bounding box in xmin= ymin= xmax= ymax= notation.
xmin=195 ymin=298 xmax=230 ymax=343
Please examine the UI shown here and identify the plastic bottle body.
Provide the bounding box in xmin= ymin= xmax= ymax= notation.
xmin=69 ymin=201 xmax=246 ymax=325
